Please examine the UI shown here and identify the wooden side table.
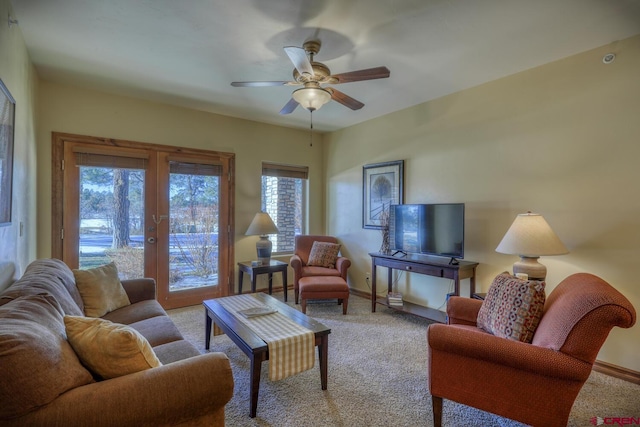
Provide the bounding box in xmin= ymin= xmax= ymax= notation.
xmin=237 ymin=260 xmax=289 ymax=301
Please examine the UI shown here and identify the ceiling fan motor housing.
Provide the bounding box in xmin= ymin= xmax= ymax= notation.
xmin=293 ymin=62 xmax=331 ymax=83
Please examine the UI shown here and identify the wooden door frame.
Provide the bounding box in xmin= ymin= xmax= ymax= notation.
xmin=51 ymin=132 xmax=236 ymax=302
xmin=155 ymin=151 xmax=233 ymax=308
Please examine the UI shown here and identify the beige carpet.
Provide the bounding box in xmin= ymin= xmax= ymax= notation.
xmin=168 ymin=293 xmax=640 ymax=427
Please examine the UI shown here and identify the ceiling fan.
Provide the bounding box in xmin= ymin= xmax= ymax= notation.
xmin=231 ymin=40 xmax=390 ymax=115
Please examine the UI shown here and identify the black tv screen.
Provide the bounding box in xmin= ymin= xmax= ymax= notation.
xmin=389 ymin=203 xmax=465 ymax=259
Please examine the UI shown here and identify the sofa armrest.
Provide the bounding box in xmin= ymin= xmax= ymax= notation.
xmin=120 ymin=278 xmax=156 ymax=303
xmin=335 ymin=257 xmax=351 ymax=280
xmin=446 ymin=296 xmax=482 ymax=326
xmin=427 ymin=324 xmax=590 ymax=381
xmin=14 ymin=353 xmax=234 ymax=427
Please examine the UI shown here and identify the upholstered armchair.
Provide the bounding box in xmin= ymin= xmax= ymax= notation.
xmin=290 ymin=235 xmax=351 ymax=304
xmin=427 ymin=273 xmax=636 ymax=427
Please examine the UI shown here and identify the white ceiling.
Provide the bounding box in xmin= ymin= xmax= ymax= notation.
xmin=10 ymin=0 xmax=640 ymax=132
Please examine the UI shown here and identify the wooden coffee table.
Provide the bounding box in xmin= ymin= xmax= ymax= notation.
xmin=203 ymin=293 xmax=331 ymax=417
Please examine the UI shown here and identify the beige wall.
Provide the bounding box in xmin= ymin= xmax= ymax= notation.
xmin=5 ymin=0 xmax=638 ymax=372
xmin=0 ymin=0 xmax=38 ymax=291
xmin=35 ymin=81 xmax=325 ymax=292
xmin=325 ymin=35 xmax=640 ymax=371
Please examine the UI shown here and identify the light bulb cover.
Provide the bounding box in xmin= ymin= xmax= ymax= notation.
xmin=292 ymin=87 xmax=332 ymax=111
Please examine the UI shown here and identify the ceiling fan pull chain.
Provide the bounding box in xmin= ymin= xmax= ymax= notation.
xmin=309 ymin=110 xmax=313 ymax=147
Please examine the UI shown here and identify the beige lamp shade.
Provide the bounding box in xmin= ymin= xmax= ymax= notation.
xmin=496 ymin=212 xmax=568 ymax=280
xmin=245 ymin=212 xmax=279 ymax=265
xmin=245 ymin=212 xmax=279 ymax=236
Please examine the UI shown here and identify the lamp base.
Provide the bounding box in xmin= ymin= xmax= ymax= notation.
xmin=255 ymin=235 xmax=273 ymax=265
xmin=513 ymin=256 xmax=547 ymax=281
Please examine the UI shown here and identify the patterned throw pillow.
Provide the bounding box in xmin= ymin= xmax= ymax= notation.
xmin=477 ymin=272 xmax=546 ymax=343
xmin=307 ymin=242 xmax=341 ymax=268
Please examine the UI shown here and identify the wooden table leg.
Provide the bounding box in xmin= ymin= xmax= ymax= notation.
xmin=371 ymin=263 xmax=377 ymax=312
xmin=204 ymin=310 xmax=212 ymax=350
xmin=249 ymin=355 xmax=261 ymax=418
xmin=268 ymin=272 xmax=273 ymax=294
xmin=282 ymin=268 xmax=288 ymax=302
xmin=251 ymin=273 xmax=257 ymax=293
xmin=470 ymin=267 xmax=477 ymax=297
xmin=318 ymin=334 xmax=328 ymax=390
xmin=238 ymin=270 xmax=244 ymax=295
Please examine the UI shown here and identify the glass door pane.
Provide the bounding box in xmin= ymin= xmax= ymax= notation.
xmin=78 ymin=166 xmax=145 ymax=278
xmin=168 ymin=165 xmax=220 ymax=292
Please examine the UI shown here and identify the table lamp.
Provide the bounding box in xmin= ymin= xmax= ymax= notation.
xmin=245 ymin=212 xmax=279 ymax=265
xmin=495 ymin=212 xmax=568 ymax=281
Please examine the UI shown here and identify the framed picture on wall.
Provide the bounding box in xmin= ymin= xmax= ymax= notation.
xmin=363 ymin=160 xmax=404 ymax=229
xmin=0 ymin=79 xmax=15 ymax=226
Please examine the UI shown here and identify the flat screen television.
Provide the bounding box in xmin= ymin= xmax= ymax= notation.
xmin=389 ymin=203 xmax=465 ymax=260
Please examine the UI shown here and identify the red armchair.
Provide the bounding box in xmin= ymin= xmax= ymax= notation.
xmin=427 ymin=273 xmax=636 ymax=427
xmin=289 ymin=235 xmax=351 ymax=304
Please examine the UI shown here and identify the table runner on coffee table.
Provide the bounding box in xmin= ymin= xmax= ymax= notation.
xmin=216 ymin=294 xmax=315 ymax=381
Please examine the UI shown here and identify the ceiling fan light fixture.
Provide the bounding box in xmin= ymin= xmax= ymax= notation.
xmin=292 ymin=87 xmax=331 ymax=111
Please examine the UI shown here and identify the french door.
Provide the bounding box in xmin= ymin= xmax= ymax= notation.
xmin=52 ymin=133 xmax=234 ymax=309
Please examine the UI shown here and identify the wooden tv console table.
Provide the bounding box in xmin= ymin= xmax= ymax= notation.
xmin=369 ymin=252 xmax=478 ymax=323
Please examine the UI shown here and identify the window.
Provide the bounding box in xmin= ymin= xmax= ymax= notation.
xmin=261 ymin=162 xmax=308 ymax=253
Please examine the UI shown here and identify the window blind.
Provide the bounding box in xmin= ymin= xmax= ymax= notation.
xmin=169 ymin=161 xmax=222 ymax=176
xmin=73 ymin=152 xmax=148 ymax=170
xmin=262 ymin=162 xmax=308 ymax=179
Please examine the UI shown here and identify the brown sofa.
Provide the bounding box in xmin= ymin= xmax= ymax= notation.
xmin=0 ymin=258 xmax=234 ymax=426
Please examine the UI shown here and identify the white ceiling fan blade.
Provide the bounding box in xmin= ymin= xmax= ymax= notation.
xmin=284 ymin=46 xmax=313 ymax=77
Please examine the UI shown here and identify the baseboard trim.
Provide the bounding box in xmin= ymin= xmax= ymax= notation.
xmin=350 ymin=288 xmax=640 ymax=384
xmin=350 ymin=288 xmax=369 ymax=299
xmin=593 ymin=360 xmax=640 ymax=385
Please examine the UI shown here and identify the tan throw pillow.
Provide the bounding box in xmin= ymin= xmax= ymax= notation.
xmin=73 ymin=262 xmax=130 ymax=317
xmin=476 ymin=272 xmax=546 ymax=343
xmin=64 ymin=315 xmax=162 ymax=380
xmin=307 ymin=241 xmax=341 ymax=268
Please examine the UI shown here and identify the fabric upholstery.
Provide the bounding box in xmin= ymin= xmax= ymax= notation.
xmin=477 ymin=272 xmax=545 ymax=343
xmin=73 ymin=262 xmax=131 ymax=317
xmin=290 ymin=235 xmax=351 ymax=304
xmin=427 ymin=273 xmax=636 ymax=427
xmin=1 ymin=258 xmax=84 ymax=315
xmin=153 ymin=340 xmax=202 ymax=365
xmin=299 ymin=276 xmax=349 ymax=314
xmin=307 ymin=241 xmax=341 ymax=268
xmin=0 ymin=258 xmax=234 ymax=427
xmin=125 ymin=315 xmax=185 ymax=347
xmin=0 ymin=294 xmax=94 ymax=419
xmin=64 ymin=315 xmax=162 ymax=380
xmin=101 ymin=298 xmax=166 ymax=324
xmin=531 ymin=273 xmax=636 ymax=363
xmin=6 ymin=353 xmax=234 ymax=427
